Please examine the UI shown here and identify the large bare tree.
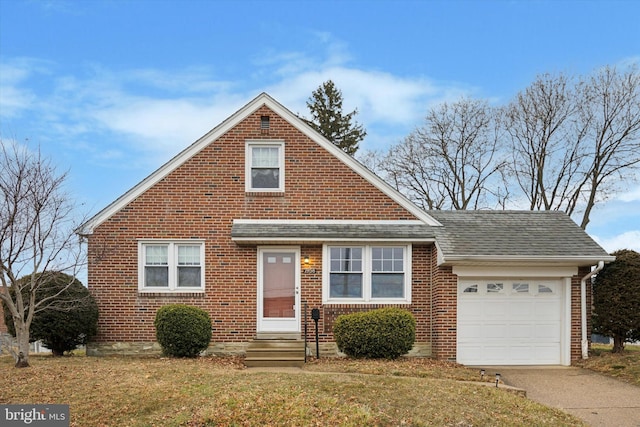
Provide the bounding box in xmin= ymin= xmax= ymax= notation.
xmin=576 ymin=65 xmax=640 ymax=229
xmin=0 ymin=141 xmax=85 ymax=367
xmin=504 ymin=72 xmax=588 ymax=213
xmin=505 ymin=66 xmax=640 ymax=229
xmin=375 ymin=98 xmax=508 ymax=210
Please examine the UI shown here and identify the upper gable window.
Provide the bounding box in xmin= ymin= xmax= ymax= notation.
xmin=246 ymin=140 xmax=285 ymax=192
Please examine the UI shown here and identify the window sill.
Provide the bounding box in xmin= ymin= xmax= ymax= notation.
xmin=138 ymin=290 xmax=205 ymax=297
xmin=323 ymin=299 xmax=411 ymax=305
xmin=246 ymin=191 xmax=285 ymax=197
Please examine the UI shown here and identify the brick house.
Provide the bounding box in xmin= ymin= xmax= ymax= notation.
xmin=77 ymin=93 xmax=613 ymax=366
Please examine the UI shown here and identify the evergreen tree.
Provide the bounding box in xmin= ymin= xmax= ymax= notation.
xmin=592 ymin=249 xmax=640 ymax=353
xmin=3 ymin=272 xmax=98 ymax=356
xmin=305 ymin=80 xmax=366 ymax=155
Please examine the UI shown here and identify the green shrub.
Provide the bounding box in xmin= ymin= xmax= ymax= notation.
xmin=3 ymin=271 xmax=98 ymax=356
xmin=154 ymin=304 xmax=212 ymax=358
xmin=333 ymin=307 xmax=416 ymax=359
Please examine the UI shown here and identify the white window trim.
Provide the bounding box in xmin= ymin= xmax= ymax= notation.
xmin=322 ymin=244 xmax=412 ymax=304
xmin=138 ymin=240 xmax=205 ymax=293
xmin=245 ymin=140 xmax=285 ymax=192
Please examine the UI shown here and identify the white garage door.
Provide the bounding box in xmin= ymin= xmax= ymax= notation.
xmin=457 ymin=279 xmax=563 ymax=365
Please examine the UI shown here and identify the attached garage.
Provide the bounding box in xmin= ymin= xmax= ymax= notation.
xmin=457 ymin=278 xmax=566 ymax=365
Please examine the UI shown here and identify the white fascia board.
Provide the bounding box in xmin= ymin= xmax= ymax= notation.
xmin=232 ymin=237 xmax=436 ymax=243
xmin=453 ymin=265 xmax=579 ymax=278
xmin=439 ymin=254 xmax=616 ymax=266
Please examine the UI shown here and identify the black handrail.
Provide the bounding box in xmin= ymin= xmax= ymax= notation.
xmin=303 ymin=300 xmax=308 ymax=363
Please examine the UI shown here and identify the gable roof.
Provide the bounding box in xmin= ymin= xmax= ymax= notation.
xmin=77 ymin=93 xmax=441 ymax=235
xmin=429 ymin=210 xmax=614 ymax=266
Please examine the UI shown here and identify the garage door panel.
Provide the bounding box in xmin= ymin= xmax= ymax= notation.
xmin=458 ymin=323 xmax=482 ymax=338
xmin=509 ymin=323 xmax=533 ymax=339
xmin=484 ymin=301 xmax=509 ymax=319
xmin=458 ymin=278 xmax=563 ymax=365
xmin=461 ymin=300 xmax=484 ymax=319
xmin=535 ymin=344 xmax=561 ymax=363
xmin=509 ymin=345 xmax=536 ymax=362
xmin=483 ymin=323 xmax=507 ymax=338
xmin=535 ymin=323 xmax=561 ymax=340
xmin=535 ymin=300 xmax=561 ymax=318
xmin=483 ymin=345 xmax=510 ymax=362
xmin=509 ymin=301 xmax=534 ymax=318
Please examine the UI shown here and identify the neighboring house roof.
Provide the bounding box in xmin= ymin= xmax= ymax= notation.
xmin=231 ymin=220 xmax=436 ymax=244
xmin=429 ymin=210 xmax=615 ymax=266
xmin=77 ymin=93 xmax=440 ymax=235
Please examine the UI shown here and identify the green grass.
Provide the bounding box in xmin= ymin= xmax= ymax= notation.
xmin=0 ymin=354 xmax=585 ymax=426
xmin=575 ymin=344 xmax=640 ymax=386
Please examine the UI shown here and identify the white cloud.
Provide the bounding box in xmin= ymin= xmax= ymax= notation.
xmin=0 ymin=58 xmax=50 ymax=119
xmin=592 ymin=230 xmax=640 ymax=253
xmin=1 ymin=37 xmax=474 ymax=161
xmin=617 ymin=184 xmax=640 ymax=202
xmin=90 ymin=94 xmax=247 ymax=153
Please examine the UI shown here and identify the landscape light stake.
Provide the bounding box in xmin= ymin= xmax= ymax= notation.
xmin=495 ymin=373 xmax=501 ymax=388
xmin=480 ymin=369 xmax=485 ymax=381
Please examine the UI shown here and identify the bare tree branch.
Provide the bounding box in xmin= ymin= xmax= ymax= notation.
xmin=375 ymin=98 xmax=509 ymax=210
xmin=1 ymin=140 xmax=87 ymax=367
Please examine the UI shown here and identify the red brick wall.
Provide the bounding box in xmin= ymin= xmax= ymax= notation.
xmin=430 ymin=247 xmax=457 ymax=361
xmin=88 ymin=105 xmax=425 ymax=346
xmin=571 ymin=266 xmax=592 ymax=363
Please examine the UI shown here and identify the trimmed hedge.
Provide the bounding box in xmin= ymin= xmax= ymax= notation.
xmin=154 ymin=304 xmax=212 ymax=358
xmin=333 ymin=307 xmax=416 ymax=359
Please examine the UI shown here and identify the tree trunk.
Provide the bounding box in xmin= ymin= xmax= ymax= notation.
xmin=14 ymin=323 xmax=31 ymax=368
xmin=612 ymin=335 xmax=625 ymax=353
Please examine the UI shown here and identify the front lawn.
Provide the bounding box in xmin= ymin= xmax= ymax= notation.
xmin=0 ymin=355 xmax=584 ymax=426
xmin=575 ymin=344 xmax=640 ymax=386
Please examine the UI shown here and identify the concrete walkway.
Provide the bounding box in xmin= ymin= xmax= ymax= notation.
xmin=498 ymin=366 xmax=640 ymax=427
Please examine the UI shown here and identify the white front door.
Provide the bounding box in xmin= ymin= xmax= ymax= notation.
xmin=257 ymin=247 xmax=300 ymax=333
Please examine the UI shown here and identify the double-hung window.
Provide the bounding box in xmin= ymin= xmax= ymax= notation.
xmin=324 ymin=245 xmax=411 ymax=303
xmin=139 ymin=241 xmax=205 ymax=292
xmin=246 ymin=140 xmax=284 ymax=192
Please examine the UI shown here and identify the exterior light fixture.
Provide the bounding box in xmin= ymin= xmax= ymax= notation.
xmin=304 ymin=255 xmax=310 ymax=264
xmin=495 ymin=373 xmax=501 ymax=388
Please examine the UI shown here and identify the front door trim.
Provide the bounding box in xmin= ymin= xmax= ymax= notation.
xmin=256 ymin=246 xmax=301 ymax=333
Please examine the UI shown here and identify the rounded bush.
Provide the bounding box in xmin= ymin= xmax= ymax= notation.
xmin=154 ymin=304 xmax=212 ymax=358
xmin=333 ymin=307 xmax=416 ymax=359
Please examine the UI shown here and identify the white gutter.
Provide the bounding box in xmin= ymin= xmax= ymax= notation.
xmin=581 ymin=261 xmax=605 ymax=359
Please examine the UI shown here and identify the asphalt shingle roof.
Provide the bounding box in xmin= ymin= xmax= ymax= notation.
xmin=427 ymin=210 xmax=611 ymax=258
xmin=231 ymin=222 xmax=437 ymax=241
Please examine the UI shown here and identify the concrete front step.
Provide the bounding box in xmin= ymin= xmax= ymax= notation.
xmin=244 ymin=358 xmax=305 ymax=368
xmin=245 ymin=338 xmax=306 ymax=368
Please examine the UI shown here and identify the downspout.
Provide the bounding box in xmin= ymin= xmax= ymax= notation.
xmin=581 ymin=261 xmax=604 ymax=360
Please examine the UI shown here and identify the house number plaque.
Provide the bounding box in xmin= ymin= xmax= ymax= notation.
xmin=303 ymin=268 xmax=317 ymax=274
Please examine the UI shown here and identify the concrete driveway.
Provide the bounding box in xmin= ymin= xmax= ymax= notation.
xmin=497 ymin=366 xmax=640 ymax=427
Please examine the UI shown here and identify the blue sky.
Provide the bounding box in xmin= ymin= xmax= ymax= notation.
xmin=1 ymin=0 xmax=639 ymax=252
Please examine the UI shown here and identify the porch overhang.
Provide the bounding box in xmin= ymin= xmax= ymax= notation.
xmin=231 ymin=219 xmax=436 ymax=245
